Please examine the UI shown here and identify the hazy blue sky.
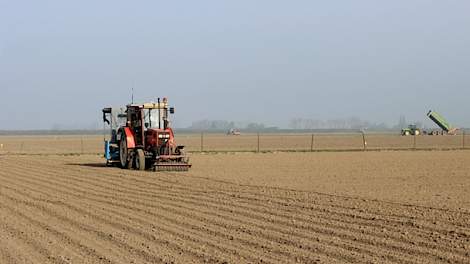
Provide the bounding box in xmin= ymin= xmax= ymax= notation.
xmin=1 ymin=1 xmax=469 ymax=129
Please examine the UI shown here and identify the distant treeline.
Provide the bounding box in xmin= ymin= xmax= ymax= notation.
xmin=189 ymin=118 xmax=394 ymax=132
xmin=188 ymin=120 xmax=273 ymax=132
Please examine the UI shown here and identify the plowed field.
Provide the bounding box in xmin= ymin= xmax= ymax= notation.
xmin=0 ymin=152 xmax=469 ymax=263
xmin=1 ymin=133 xmax=468 ymax=154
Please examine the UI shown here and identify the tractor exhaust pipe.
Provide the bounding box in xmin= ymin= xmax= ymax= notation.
xmin=158 ymin=97 xmax=161 ymax=129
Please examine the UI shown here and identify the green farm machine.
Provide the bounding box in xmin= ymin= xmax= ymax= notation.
xmin=425 ymin=110 xmax=458 ymax=135
xmin=401 ymin=124 xmax=421 ymax=136
xmin=402 ymin=110 xmax=458 ymax=136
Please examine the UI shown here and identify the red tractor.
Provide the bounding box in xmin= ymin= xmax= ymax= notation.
xmin=102 ymin=98 xmax=191 ymax=171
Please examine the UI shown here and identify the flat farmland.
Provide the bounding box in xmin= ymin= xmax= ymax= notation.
xmin=0 ymin=133 xmax=468 ymax=154
xmin=0 ymin=135 xmax=104 ymax=154
xmin=0 ymin=150 xmax=469 ymax=263
xmin=174 ymin=133 xmax=469 ymax=152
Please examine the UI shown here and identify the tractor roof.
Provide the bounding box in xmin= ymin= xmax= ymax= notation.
xmin=127 ymin=102 xmax=168 ymax=109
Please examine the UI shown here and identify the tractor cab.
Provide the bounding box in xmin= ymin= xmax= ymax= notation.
xmin=125 ymin=98 xmax=176 ymax=151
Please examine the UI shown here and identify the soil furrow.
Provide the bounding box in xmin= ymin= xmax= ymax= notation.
xmin=10 ymin=164 xmax=466 ymax=263
xmin=0 ymin=176 xmax=285 ymax=264
xmin=0 ymin=202 xmax=107 ymax=264
xmin=41 ymin=160 xmax=469 ymax=235
xmin=20 ymin=157 xmax=470 ymax=230
xmin=0 ymin=165 xmax=364 ymax=263
xmin=1 ymin=154 xmax=469 ymax=264
xmin=1 ymin=167 xmax=456 ymax=264
xmin=0 ymin=226 xmax=42 ymax=264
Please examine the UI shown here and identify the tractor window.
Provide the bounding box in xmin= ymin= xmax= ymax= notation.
xmin=110 ymin=108 xmax=126 ymax=130
xmin=144 ymin=109 xmax=161 ymax=129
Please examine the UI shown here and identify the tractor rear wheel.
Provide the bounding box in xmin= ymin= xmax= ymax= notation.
xmin=135 ymin=149 xmax=146 ymax=171
xmin=119 ymin=134 xmax=131 ymax=169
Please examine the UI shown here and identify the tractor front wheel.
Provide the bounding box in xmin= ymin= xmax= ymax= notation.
xmin=135 ymin=149 xmax=146 ymax=171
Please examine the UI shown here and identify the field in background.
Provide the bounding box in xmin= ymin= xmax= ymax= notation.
xmin=0 ymin=132 xmax=469 ymax=154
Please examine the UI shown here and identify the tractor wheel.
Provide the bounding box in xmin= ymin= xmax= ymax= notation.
xmin=135 ymin=149 xmax=146 ymax=171
xmin=119 ymin=135 xmax=131 ymax=169
xmin=404 ymin=131 xmax=410 ymax=136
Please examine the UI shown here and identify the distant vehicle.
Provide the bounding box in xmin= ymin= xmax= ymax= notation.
xmin=401 ymin=124 xmax=421 ymax=136
xmin=401 ymin=110 xmax=458 ymax=136
xmin=227 ymin=128 xmax=241 ymax=136
xmin=425 ymin=110 xmax=458 ymax=135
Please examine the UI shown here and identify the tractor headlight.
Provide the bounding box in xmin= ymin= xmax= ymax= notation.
xmin=158 ymin=134 xmax=170 ymax=139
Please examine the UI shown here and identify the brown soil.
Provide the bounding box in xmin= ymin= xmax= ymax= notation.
xmin=0 ymin=152 xmax=469 ymax=263
xmin=1 ymin=133 xmax=468 ymax=154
